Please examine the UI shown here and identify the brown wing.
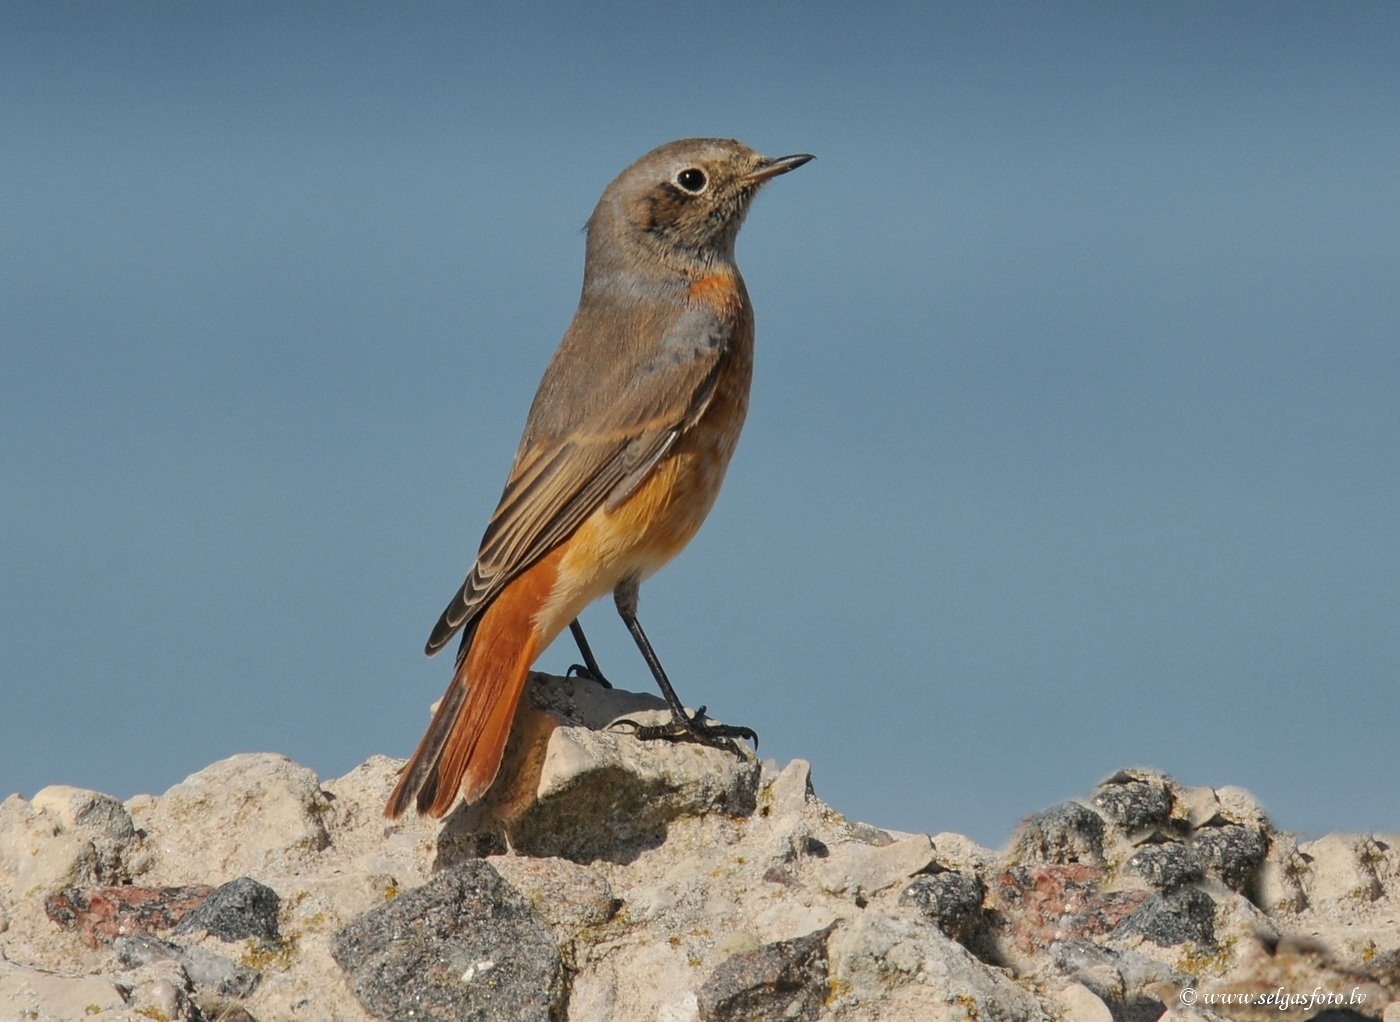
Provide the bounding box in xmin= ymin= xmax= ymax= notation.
xmin=425 ymin=304 xmax=732 ymax=656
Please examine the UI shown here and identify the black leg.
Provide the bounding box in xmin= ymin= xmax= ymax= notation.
xmin=566 ymin=619 xmax=612 ymax=689
xmin=609 ymin=576 xmax=757 ymax=750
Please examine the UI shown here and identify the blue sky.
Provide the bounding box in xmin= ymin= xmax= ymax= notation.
xmin=4 ymin=3 xmax=1397 ymax=847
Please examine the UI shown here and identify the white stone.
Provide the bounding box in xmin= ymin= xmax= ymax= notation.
xmin=1055 ymin=980 xmax=1113 ymax=1022
xmin=817 ymin=833 xmax=938 ymax=899
xmin=144 ymin=753 xmax=331 ymax=883
xmin=0 ymin=958 xmax=127 ymax=1020
xmin=1299 ymin=833 xmax=1385 ymax=907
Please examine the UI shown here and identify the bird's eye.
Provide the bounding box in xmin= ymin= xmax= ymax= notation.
xmin=675 ymin=168 xmax=707 ymax=193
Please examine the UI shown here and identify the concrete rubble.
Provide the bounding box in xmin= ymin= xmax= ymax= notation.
xmin=1 ymin=674 xmax=1395 ymax=1021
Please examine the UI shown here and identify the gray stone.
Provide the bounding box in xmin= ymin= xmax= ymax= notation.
xmin=179 ymin=943 xmax=264 ymax=999
xmin=1049 ymin=940 xmax=1179 ymax=1022
xmin=114 ymin=933 xmax=262 ymax=998
xmin=1193 ymin=821 xmax=1268 ymax=893
xmin=1009 ymin=801 xmax=1106 ymax=865
xmin=696 ymin=922 xmax=834 ymax=1022
xmin=175 ymin=876 xmax=281 ymax=943
xmin=1113 ymin=887 xmax=1216 ymax=947
xmin=114 ymin=932 xmax=186 ymax=969
xmin=331 ymin=860 xmax=563 ymax=1022
xmin=898 ymin=870 xmax=984 ymax=944
xmin=1124 ymin=842 xmax=1203 ymax=892
xmin=1092 ymin=771 xmax=1175 ymax=834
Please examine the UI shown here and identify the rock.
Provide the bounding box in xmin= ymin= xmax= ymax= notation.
xmin=1092 ymin=770 xmax=1176 ymax=834
xmin=1177 ymin=784 xmax=1269 ymax=832
xmin=764 ymin=758 xmax=816 ymax=818
xmin=114 ymin=933 xmax=262 ymax=999
xmin=828 ymin=912 xmax=1045 ymax=1020
xmin=817 ymin=834 xmax=939 ymax=902
xmin=331 ymin=860 xmax=563 ymax=1022
xmin=898 ymin=870 xmax=985 ymax=944
xmin=1113 ymin=887 xmax=1217 ymax=947
xmin=1051 ymin=939 xmax=1127 ymax=1000
xmin=1124 ymin=841 xmax=1204 ymax=892
xmin=992 ymin=864 xmax=1148 ymax=956
xmin=1055 ymin=980 xmax=1114 ymax=1022
xmin=209 ymin=1008 xmax=259 ymax=1022
xmin=3 ymin=721 xmax=1398 ymax=1022
xmin=0 ymin=957 xmax=127 ymax=1019
xmin=440 ymin=674 xmax=761 ymax=863
xmin=174 ymin=876 xmax=281 ymax=943
xmin=0 ymin=787 xmax=147 ymax=899
xmin=696 ymin=922 xmax=834 ymax=1021
xmin=1193 ymin=821 xmax=1268 ymax=893
xmin=1255 ymin=832 xmax=1311 ymax=914
xmin=1009 ymin=801 xmax=1107 ymax=865
xmin=1297 ymin=833 xmax=1391 ymax=908
xmin=1049 ymin=937 xmax=1185 ymax=1016
xmin=45 ymin=883 xmax=214 ymax=946
xmin=486 ymin=854 xmax=617 ymax=939
xmin=145 ymin=753 xmax=332 ymax=883
xmin=128 ymin=973 xmax=200 ymax=1021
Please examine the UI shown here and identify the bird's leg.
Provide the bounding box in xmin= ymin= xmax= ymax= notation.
xmin=609 ymin=576 xmax=758 ymax=750
xmin=566 ymin=619 xmax=612 ymax=689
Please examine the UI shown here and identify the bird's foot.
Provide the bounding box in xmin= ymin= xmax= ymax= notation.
xmin=566 ymin=662 xmax=613 ymax=689
xmin=612 ymin=705 xmax=758 ymax=754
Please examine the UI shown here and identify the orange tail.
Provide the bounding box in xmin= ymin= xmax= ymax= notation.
xmin=385 ymin=549 xmax=562 ymax=818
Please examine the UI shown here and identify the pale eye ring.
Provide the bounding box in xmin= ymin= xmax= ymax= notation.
xmin=675 ymin=168 xmax=707 ymax=193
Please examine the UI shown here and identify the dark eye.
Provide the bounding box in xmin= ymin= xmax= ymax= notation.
xmin=675 ymin=168 xmax=707 ymax=193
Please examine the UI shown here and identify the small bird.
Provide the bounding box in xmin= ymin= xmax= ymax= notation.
xmin=386 ymin=138 xmax=812 ymax=819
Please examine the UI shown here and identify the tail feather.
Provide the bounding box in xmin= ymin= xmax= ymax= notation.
xmin=385 ymin=548 xmax=563 ymax=819
xmin=383 ymin=665 xmax=466 ymax=818
xmin=432 ymin=626 xmax=540 ymax=814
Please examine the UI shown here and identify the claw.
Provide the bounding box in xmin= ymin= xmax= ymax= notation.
xmin=610 ymin=708 xmax=758 ymax=754
xmin=567 ymin=662 xmax=612 ymax=689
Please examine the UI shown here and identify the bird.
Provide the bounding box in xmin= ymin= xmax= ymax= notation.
xmin=385 ymin=138 xmax=813 ymax=819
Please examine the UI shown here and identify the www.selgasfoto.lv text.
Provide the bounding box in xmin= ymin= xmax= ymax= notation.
xmin=1179 ymin=985 xmax=1366 ymax=1010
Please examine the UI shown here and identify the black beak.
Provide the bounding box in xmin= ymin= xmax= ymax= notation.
xmin=745 ymin=152 xmax=815 ymax=184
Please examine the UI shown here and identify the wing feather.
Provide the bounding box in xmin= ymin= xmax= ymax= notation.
xmin=425 ymin=306 xmax=730 ymax=656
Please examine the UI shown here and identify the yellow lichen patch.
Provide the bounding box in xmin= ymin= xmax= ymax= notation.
xmin=240 ymin=933 xmax=301 ymax=972
xmin=1176 ymin=935 xmax=1237 ymax=977
xmin=953 ymin=993 xmax=981 ymax=1019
